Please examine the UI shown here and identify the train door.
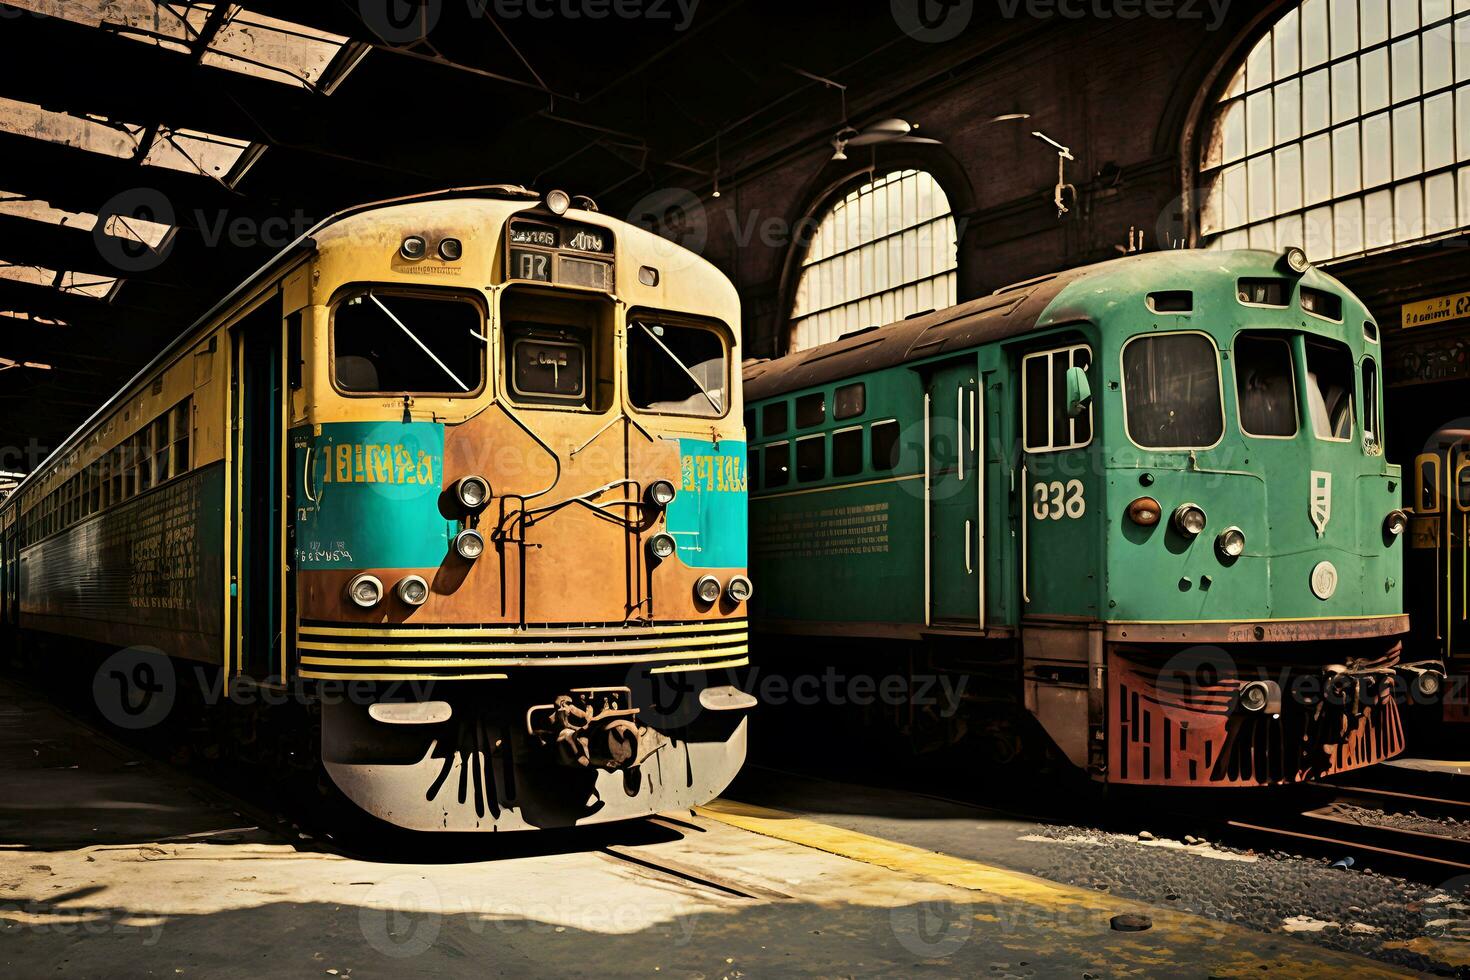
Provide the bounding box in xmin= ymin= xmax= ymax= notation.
xmin=1412 ymin=438 xmax=1470 ymax=710
xmin=1017 ymin=341 xmax=1100 ymax=618
xmin=229 ymin=295 xmax=287 ymax=682
xmin=926 ymin=357 xmax=984 ymax=627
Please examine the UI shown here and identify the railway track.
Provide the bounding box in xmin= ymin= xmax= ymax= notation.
xmin=1225 ymin=781 xmax=1470 ymax=884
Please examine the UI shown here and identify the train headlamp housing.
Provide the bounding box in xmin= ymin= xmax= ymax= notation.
xmin=726 ymin=575 xmax=753 ymax=604
xmin=647 ymin=480 xmax=677 ymax=508
xmin=1384 ymin=509 xmax=1408 ymax=537
xmin=400 ymin=235 xmax=426 ymax=260
xmin=1127 ymin=496 xmax=1162 ymax=527
xmin=396 ymin=575 xmax=429 ymax=606
xmin=1237 ymin=679 xmax=1281 ymax=716
xmin=1216 ymin=526 xmax=1246 ymax=559
xmin=545 ymin=189 xmax=571 ymax=215
xmin=1397 ymin=663 xmax=1446 ymax=701
xmin=347 ymin=573 xmax=383 ymax=609
xmin=437 ymin=237 xmax=462 ymax=261
xmin=648 ymin=532 xmax=676 ymax=560
xmin=1280 ymin=246 xmax=1311 ymax=276
xmin=694 ymin=575 xmax=722 ymax=604
xmin=454 ymin=475 xmax=490 ymax=510
xmin=454 ymin=529 xmax=485 ymax=561
xmin=1172 ymin=503 xmax=1207 ymax=537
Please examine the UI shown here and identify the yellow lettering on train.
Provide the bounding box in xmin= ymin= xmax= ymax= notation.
xmin=336 ymin=444 xmax=351 ymax=483
xmin=317 ymin=442 xmax=439 ymax=485
xmin=677 ymin=453 xmax=747 ymax=494
xmin=417 ymin=450 xmax=434 ymax=485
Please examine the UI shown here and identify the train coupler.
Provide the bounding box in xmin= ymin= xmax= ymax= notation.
xmin=526 ymin=687 xmax=666 ymax=771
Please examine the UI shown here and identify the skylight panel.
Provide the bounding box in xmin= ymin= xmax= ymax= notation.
xmin=0 ymin=311 xmax=68 ymax=327
xmin=0 ymin=191 xmax=171 ymax=247
xmin=0 ymin=262 xmax=119 ymax=300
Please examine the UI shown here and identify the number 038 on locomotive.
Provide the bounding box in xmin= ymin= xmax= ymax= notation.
xmin=746 ymin=248 xmax=1432 ymax=786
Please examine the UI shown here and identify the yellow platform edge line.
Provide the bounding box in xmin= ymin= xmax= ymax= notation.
xmin=696 ymin=799 xmax=1412 ymax=979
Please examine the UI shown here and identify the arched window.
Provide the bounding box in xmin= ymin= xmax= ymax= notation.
xmin=790 ymin=169 xmax=957 ymax=351
xmin=1198 ymin=1 xmax=1470 ymax=261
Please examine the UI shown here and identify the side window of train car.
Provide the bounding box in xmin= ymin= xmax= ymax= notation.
xmin=832 ymin=426 xmax=864 ymax=477
xmin=333 ymin=289 xmax=484 ymax=396
xmin=628 ymin=318 xmax=728 ymax=417
xmin=1304 ymin=339 xmax=1355 ymax=442
xmin=1233 ymin=333 xmax=1297 ymax=438
xmin=834 ymin=383 xmax=865 ymax=420
xmin=796 ymin=434 xmax=825 ymax=482
xmin=1417 ymin=454 xmax=1440 ymax=514
xmin=1022 ymin=344 xmax=1093 ymax=452
xmin=762 ymin=401 xmax=789 ymax=437
xmin=871 ymin=420 xmax=900 ymax=471
xmin=1122 ymin=332 xmax=1224 ymax=450
xmin=763 ymin=441 xmax=790 ymax=488
xmin=1361 ymin=357 xmax=1381 ymax=452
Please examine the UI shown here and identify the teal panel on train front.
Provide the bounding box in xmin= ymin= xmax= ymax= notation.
xmin=292 ymin=422 xmax=449 ymax=570
xmin=667 ymin=437 xmax=747 ymax=568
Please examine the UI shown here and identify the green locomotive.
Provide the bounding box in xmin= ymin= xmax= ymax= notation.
xmin=745 ymin=248 xmax=1439 ymax=786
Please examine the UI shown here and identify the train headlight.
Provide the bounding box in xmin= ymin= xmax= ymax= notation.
xmin=546 ymin=189 xmax=571 ymax=215
xmin=1216 ymin=526 xmax=1246 ymax=559
xmin=347 ymin=573 xmax=383 ymax=609
xmin=400 ymin=235 xmax=426 ymax=260
xmin=694 ymin=575 xmax=722 ymax=604
xmin=455 ymin=475 xmax=490 ymax=510
xmin=1172 ymin=503 xmax=1207 ymax=537
xmin=726 ymin=575 xmax=753 ymax=603
xmin=396 ymin=575 xmax=429 ymax=606
xmin=647 ymin=479 xmax=677 ymax=507
xmin=454 ymin=529 xmax=485 ymax=561
xmin=648 ymin=532 xmax=676 ymax=560
xmin=1127 ymin=496 xmax=1162 ymax=526
xmin=437 ymin=237 xmax=462 ymax=261
xmin=1237 ymin=679 xmax=1281 ymax=715
xmin=1418 ymin=670 xmax=1444 ymax=699
xmin=1384 ymin=509 xmax=1407 ymax=537
xmin=1281 ymin=246 xmax=1311 ymax=276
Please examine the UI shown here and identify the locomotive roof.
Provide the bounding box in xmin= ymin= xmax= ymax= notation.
xmin=742 ymin=249 xmax=1284 ymax=402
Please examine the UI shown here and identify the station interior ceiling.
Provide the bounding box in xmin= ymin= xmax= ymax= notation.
xmin=0 ymin=0 xmax=932 ymax=457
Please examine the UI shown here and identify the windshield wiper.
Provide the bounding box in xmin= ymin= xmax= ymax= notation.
xmin=635 ymin=321 xmax=721 ymax=412
xmin=369 ymin=293 xmax=470 ymax=392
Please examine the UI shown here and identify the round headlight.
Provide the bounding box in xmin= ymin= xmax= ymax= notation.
xmin=1417 ymin=669 xmax=1444 ymax=699
xmin=400 ymin=235 xmax=426 ymax=260
xmin=347 ymin=573 xmax=383 ymax=609
xmin=1172 ymin=503 xmax=1207 ymax=537
xmin=1283 ymin=246 xmax=1311 ymax=275
xmin=1216 ymin=526 xmax=1246 ymax=559
xmin=454 ymin=529 xmax=485 ymax=561
xmin=455 ymin=475 xmax=490 ymax=510
xmin=1127 ymin=496 xmax=1162 ymax=526
xmin=438 ymin=237 xmax=462 ymax=261
xmin=396 ymin=574 xmax=429 ymax=606
xmin=648 ymin=532 xmax=676 ymax=560
xmin=647 ymin=480 xmax=676 ymax=507
xmin=1385 ymin=509 xmax=1407 ymax=537
xmin=1238 ymin=680 xmax=1270 ymax=713
xmin=726 ymin=575 xmax=753 ymax=603
xmin=694 ymin=575 xmax=722 ymax=604
xmin=546 ymin=189 xmax=571 ymax=215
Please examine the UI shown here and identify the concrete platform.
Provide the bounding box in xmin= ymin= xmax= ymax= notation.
xmin=0 ymin=678 xmax=1427 ymax=978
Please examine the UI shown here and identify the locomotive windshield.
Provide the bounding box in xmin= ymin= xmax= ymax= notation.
xmin=627 ymin=319 xmax=727 ymax=416
xmin=1233 ymin=333 xmax=1297 ymax=437
xmin=333 ymin=290 xmax=483 ymax=395
xmin=1122 ymin=332 xmax=1224 ymax=449
xmin=1305 ymin=339 xmax=1355 ymax=441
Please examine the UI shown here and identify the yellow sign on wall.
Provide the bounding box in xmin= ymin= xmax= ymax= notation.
xmin=1403 ymin=291 xmax=1470 ymax=329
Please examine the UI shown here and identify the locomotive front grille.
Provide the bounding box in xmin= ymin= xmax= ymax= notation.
xmin=296 ymin=619 xmax=749 ymax=680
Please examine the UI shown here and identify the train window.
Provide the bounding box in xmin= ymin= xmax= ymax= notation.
xmin=1238 ymin=279 xmax=1289 ymax=307
xmin=1364 ymin=321 xmax=1380 ymax=344
xmin=628 ymin=319 xmax=727 ymax=417
xmin=796 ymin=435 xmax=825 ymax=482
xmin=832 ymin=426 xmax=864 ymax=477
xmin=795 ymin=392 xmax=825 ymax=428
xmin=1022 ymin=345 xmax=1093 ymax=452
xmin=507 ymin=326 xmax=589 ymax=403
xmin=1417 ymin=454 xmax=1440 ymax=514
xmin=871 ymin=420 xmax=900 ymax=471
xmin=1122 ymin=332 xmax=1224 ymax=449
xmin=1362 ymin=358 xmax=1380 ymax=453
xmin=762 ymin=401 xmax=789 ymax=437
xmin=834 ymin=383 xmax=866 ymax=420
xmin=1301 ymin=288 xmax=1343 ymax=322
xmin=763 ymin=441 xmax=790 ymax=488
xmin=1233 ymin=334 xmax=1297 ymax=438
xmin=1147 ymin=291 xmax=1193 ymax=314
xmin=152 ymin=416 xmax=171 ymax=484
xmin=333 ymin=290 xmax=484 ymax=395
xmin=172 ymin=400 xmax=191 ymax=474
xmin=134 ymin=431 xmax=152 ymax=492
xmin=1305 ymin=340 xmax=1354 ymax=442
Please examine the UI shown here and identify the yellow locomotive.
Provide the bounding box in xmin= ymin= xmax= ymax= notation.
xmin=0 ymin=186 xmax=753 ymax=831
